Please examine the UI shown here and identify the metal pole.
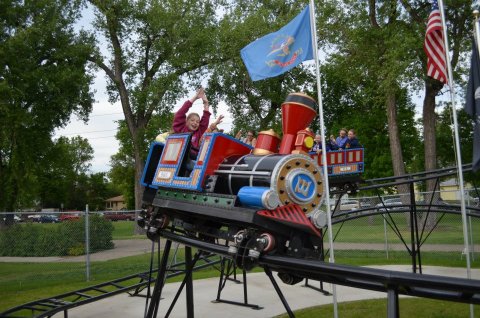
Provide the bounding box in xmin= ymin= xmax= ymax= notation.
xmin=383 ymin=216 xmax=389 ymax=259
xmin=438 ymin=1 xmax=473 ymax=317
xmin=85 ymin=204 xmax=90 ymax=281
xmin=471 ymin=5 xmax=480 ymax=264
xmin=185 ymin=247 xmax=194 ymax=318
xmin=469 ymin=215 xmax=475 ymax=261
xmin=308 ymin=2 xmax=338 ymax=317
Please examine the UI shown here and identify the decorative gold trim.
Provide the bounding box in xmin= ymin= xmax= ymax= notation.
xmin=258 ymin=129 xmax=280 ymax=139
xmin=287 ymin=92 xmax=316 ymax=103
xmin=291 ymin=150 xmax=308 ymax=155
xmin=252 ymin=148 xmax=273 ymax=156
xmin=274 ymin=156 xmax=323 ymax=214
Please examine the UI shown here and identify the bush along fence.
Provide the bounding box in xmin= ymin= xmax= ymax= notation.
xmin=0 ymin=214 xmax=114 ymax=257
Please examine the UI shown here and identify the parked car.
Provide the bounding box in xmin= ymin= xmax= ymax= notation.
xmin=339 ymin=199 xmax=360 ymax=211
xmin=39 ymin=214 xmax=60 ymax=223
xmin=103 ymin=212 xmax=135 ymax=221
xmin=27 ymin=214 xmax=41 ymax=222
xmin=375 ymin=198 xmax=404 ymax=212
xmin=359 ymin=201 xmax=372 ymax=209
xmin=59 ymin=213 xmax=80 ymax=222
xmin=2 ymin=215 xmax=22 ymax=223
xmin=330 ymin=199 xmax=361 ymax=213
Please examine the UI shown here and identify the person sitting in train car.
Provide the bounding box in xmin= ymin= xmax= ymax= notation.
xmin=172 ymin=87 xmax=211 ymax=158
xmin=206 ymin=115 xmax=225 ymax=134
xmin=235 ymin=129 xmax=257 ymax=147
xmin=199 ymin=115 xmax=225 ymax=145
xmin=329 ymin=128 xmax=348 ymax=150
xmin=345 ymin=128 xmax=361 ymax=149
xmin=310 ymin=134 xmax=330 ymax=154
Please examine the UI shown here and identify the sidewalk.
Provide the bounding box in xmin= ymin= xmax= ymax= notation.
xmin=0 ymin=239 xmax=474 ymax=263
xmin=0 ymin=239 xmax=154 ymax=262
xmin=67 ymin=265 xmax=480 ymax=318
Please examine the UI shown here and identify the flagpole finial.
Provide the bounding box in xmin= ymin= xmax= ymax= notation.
xmin=473 ymin=0 xmax=480 ymax=15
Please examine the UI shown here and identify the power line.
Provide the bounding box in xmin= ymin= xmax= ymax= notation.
xmin=90 ymin=112 xmax=124 ymax=117
xmin=61 ymin=129 xmax=118 ymax=136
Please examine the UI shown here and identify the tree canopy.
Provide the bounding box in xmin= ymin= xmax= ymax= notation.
xmin=0 ymin=0 xmax=95 ymax=214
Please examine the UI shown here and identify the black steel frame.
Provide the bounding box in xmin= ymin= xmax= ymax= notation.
xmin=155 ymin=227 xmax=480 ymax=318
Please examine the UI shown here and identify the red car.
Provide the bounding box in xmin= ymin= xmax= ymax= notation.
xmin=103 ymin=212 xmax=135 ymax=221
xmin=59 ymin=213 xmax=81 ymax=222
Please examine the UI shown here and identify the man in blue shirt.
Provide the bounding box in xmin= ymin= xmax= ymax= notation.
xmin=329 ymin=128 xmax=348 ymax=150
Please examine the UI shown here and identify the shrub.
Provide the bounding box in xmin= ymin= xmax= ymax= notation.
xmin=0 ymin=215 xmax=114 ymax=257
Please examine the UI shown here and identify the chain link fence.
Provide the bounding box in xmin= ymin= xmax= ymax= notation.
xmin=0 ymin=208 xmax=159 ymax=312
xmin=1 ymin=188 xmax=479 ymax=311
xmin=329 ymin=188 xmax=480 ymax=266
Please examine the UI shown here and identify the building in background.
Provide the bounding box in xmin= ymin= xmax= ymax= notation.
xmin=105 ymin=195 xmax=126 ymax=211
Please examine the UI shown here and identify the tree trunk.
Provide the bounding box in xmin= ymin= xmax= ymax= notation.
xmin=133 ymin=133 xmax=146 ymax=235
xmin=422 ymin=78 xmax=444 ymax=229
xmin=385 ymin=91 xmax=410 ymax=224
xmin=386 ymin=91 xmax=407 ymax=183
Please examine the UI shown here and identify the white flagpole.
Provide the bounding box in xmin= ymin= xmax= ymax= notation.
xmin=309 ymin=1 xmax=338 ymax=317
xmin=437 ymin=4 xmax=473 ymax=317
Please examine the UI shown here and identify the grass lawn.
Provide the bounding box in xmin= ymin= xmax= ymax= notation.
xmin=110 ymin=220 xmax=144 ymax=239
xmin=277 ymin=298 xmax=480 ymax=318
xmin=331 ymin=213 xmax=480 ymax=245
xmin=0 ymin=248 xmax=229 ymax=312
xmin=0 ymin=248 xmax=476 ymax=312
xmin=3 ymin=215 xmax=480 ymax=314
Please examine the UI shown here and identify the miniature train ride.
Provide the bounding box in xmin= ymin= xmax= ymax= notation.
xmin=138 ymin=92 xmax=364 ymax=284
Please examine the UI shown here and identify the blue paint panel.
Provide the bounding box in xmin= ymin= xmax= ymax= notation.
xmin=140 ymin=141 xmax=164 ymax=189
xmin=290 ymin=173 xmax=316 ymax=202
xmin=150 ymin=133 xmax=224 ymax=192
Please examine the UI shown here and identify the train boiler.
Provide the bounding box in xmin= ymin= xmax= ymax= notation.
xmin=139 ymin=93 xmax=329 ymax=275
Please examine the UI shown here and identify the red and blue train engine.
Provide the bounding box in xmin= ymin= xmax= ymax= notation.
xmin=139 ymin=93 xmax=363 ymax=276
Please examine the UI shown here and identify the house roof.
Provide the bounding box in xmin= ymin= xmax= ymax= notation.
xmin=105 ymin=195 xmax=124 ymax=202
xmin=440 ymin=178 xmax=457 ymax=186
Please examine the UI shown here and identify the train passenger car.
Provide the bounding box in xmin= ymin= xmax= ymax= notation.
xmin=309 ymin=147 xmax=364 ymax=193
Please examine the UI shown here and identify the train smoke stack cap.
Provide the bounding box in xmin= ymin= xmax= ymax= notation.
xmin=279 ymin=93 xmax=317 ymax=154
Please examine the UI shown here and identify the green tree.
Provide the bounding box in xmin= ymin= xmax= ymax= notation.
xmin=37 ymin=136 xmax=94 ymax=210
xmin=87 ymin=172 xmax=118 ymax=211
xmin=436 ymin=107 xmax=474 ymax=169
xmin=0 ymin=0 xmax=94 ymax=223
xmin=85 ymin=0 xmax=226 ymax=220
xmin=109 ymin=113 xmax=173 ymax=211
xmin=208 ymin=1 xmax=316 ymax=134
xmin=399 ymin=0 xmax=472 ymax=195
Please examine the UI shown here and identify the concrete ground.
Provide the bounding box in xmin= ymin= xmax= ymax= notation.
xmin=2 ymin=239 xmax=479 ymax=317
xmin=68 ymin=265 xmax=480 ymax=318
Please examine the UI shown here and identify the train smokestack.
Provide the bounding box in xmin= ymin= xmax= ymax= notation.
xmin=278 ymin=93 xmax=317 ymax=154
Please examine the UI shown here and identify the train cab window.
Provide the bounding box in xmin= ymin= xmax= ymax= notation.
xmin=177 ymin=138 xmax=195 ymax=178
xmin=163 ymin=141 xmax=183 ymax=162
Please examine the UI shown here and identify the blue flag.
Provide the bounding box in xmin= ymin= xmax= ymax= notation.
xmin=240 ymin=6 xmax=313 ymax=81
xmin=465 ymin=40 xmax=480 ymax=172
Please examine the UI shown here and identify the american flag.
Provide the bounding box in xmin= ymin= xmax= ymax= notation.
xmin=424 ymin=0 xmax=447 ymax=84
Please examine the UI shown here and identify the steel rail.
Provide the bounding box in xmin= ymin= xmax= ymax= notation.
xmin=159 ymin=229 xmax=480 ymax=306
xmin=0 ymin=254 xmax=221 ymax=318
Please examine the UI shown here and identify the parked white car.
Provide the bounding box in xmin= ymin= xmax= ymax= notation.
xmin=331 ymin=199 xmax=360 ymax=211
xmin=375 ymin=198 xmax=403 ymax=212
